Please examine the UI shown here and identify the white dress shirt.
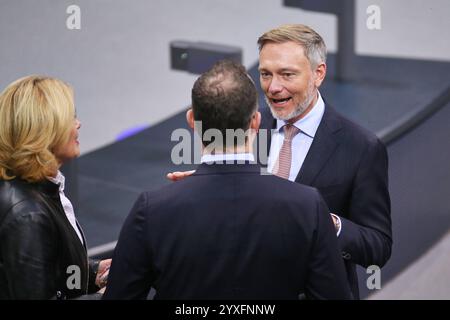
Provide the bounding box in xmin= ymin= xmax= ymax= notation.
xmin=268 ymin=91 xmax=325 ymax=181
xmin=201 ymin=153 xmax=255 ymax=163
xmin=267 ymin=92 xmax=342 ymax=236
xmin=48 ymin=171 xmax=84 ymax=244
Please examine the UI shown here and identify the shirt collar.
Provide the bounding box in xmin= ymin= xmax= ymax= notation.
xmin=48 ymin=170 xmax=65 ymax=192
xmin=276 ymin=91 xmax=325 ymax=138
xmin=201 ymin=153 xmax=255 ymax=163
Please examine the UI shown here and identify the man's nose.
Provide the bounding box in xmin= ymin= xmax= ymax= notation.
xmin=268 ymin=77 xmax=283 ymax=95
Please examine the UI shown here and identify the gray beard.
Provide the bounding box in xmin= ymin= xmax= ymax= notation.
xmin=265 ymin=87 xmax=316 ymax=122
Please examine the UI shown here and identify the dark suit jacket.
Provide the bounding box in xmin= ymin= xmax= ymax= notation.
xmin=259 ymin=103 xmax=392 ymax=298
xmin=104 ymin=163 xmax=352 ymax=300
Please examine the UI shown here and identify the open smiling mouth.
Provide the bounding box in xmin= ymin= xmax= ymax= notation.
xmin=271 ymin=97 xmax=292 ymax=105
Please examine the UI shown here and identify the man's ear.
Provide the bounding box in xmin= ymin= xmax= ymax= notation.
xmin=313 ymin=63 xmax=327 ymax=88
xmin=250 ymin=111 xmax=261 ymax=132
xmin=186 ymin=108 xmax=195 ymax=129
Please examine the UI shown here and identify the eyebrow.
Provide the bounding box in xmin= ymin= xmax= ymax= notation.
xmin=279 ymin=68 xmax=299 ymax=72
xmin=258 ymin=67 xmax=299 ymax=73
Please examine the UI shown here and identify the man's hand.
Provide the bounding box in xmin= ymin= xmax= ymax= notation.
xmin=95 ymin=259 xmax=112 ymax=288
xmin=97 ymin=286 xmax=106 ymax=294
xmin=166 ymin=170 xmax=195 ymax=182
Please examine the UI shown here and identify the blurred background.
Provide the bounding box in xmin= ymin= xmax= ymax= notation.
xmin=1 ymin=0 xmax=449 ymax=299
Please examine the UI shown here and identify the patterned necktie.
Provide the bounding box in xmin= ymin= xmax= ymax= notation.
xmin=273 ymin=124 xmax=300 ymax=179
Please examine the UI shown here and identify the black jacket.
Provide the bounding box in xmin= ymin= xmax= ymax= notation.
xmin=259 ymin=103 xmax=392 ymax=298
xmin=0 ymin=178 xmax=99 ymax=299
xmin=104 ymin=163 xmax=352 ymax=300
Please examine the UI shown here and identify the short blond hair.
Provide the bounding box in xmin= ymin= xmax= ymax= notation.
xmin=257 ymin=24 xmax=327 ymax=68
xmin=0 ymin=75 xmax=75 ymax=182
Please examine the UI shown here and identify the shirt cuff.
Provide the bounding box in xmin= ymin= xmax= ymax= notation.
xmin=330 ymin=213 xmax=342 ymax=237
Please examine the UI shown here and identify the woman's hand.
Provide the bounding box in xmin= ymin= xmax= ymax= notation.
xmin=95 ymin=259 xmax=112 ymax=288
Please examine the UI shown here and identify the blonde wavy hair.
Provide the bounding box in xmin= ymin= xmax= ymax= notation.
xmin=0 ymin=76 xmax=75 ymax=182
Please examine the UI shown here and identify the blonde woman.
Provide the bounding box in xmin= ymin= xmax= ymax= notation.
xmin=0 ymin=76 xmax=110 ymax=299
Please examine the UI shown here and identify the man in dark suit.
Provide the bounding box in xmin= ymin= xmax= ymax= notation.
xmin=257 ymin=24 xmax=392 ymax=298
xmin=103 ymin=60 xmax=351 ymax=300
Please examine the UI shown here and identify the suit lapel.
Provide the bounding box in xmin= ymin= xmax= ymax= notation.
xmin=295 ymin=105 xmax=342 ymax=186
xmin=258 ymin=107 xmax=276 ymax=166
